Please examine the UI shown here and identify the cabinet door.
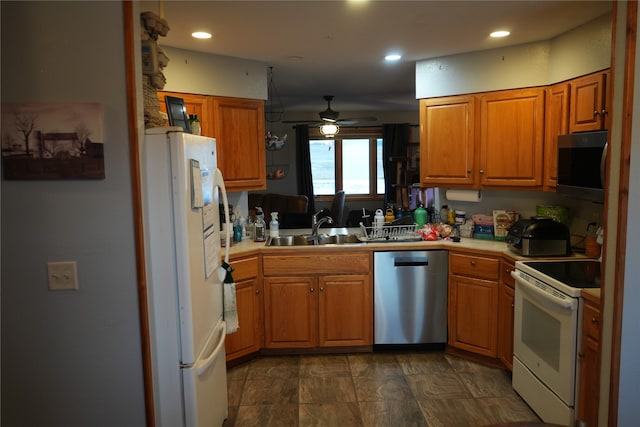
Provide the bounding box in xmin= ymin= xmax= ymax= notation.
xmin=263 ymin=276 xmax=316 ymax=348
xmin=479 ymin=88 xmax=545 ymax=188
xmin=577 ymin=300 xmax=601 ymax=426
xmin=211 ymin=96 xmax=266 ymax=191
xmin=497 ymin=260 xmax=516 ymax=370
xmin=544 ymin=83 xmax=570 ymax=190
xmin=318 ymin=274 xmax=372 ymax=347
xmin=225 ymin=278 xmax=261 ymax=361
xmin=497 ymin=287 xmax=515 ymax=370
xmin=420 ymin=96 xmax=477 ymax=187
xmin=448 ymin=275 xmax=498 ymax=357
xmin=157 ymin=91 xmax=212 ymax=137
xmin=569 ymin=72 xmax=606 ymax=133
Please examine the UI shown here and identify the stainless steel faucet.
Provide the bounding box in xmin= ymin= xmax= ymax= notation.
xmin=311 ymin=212 xmax=333 ymax=237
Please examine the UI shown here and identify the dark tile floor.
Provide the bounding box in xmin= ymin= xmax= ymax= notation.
xmin=223 ymin=351 xmax=541 ymax=427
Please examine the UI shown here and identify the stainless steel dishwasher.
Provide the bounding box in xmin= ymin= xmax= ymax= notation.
xmin=374 ymin=250 xmax=448 ymax=345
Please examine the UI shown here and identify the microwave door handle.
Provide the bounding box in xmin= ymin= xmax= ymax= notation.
xmin=600 ymin=141 xmax=608 ymax=188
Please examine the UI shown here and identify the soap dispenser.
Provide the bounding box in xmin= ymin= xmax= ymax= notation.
xmin=270 ymin=212 xmax=280 ymax=237
xmin=254 ymin=207 xmax=266 ymax=242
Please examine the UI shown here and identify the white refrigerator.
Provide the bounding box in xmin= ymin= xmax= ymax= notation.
xmin=142 ymin=127 xmax=231 ymax=427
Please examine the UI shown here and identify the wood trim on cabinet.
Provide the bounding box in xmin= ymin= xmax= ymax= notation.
xmin=609 ymin=2 xmax=635 ymax=426
xmin=123 ymin=2 xmax=154 ymax=426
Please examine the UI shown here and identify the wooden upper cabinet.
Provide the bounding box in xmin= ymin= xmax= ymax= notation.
xmin=544 ymin=83 xmax=570 ymax=190
xmin=211 ymin=96 xmax=266 ymax=191
xmin=156 ymin=92 xmax=266 ymax=191
xmin=569 ymin=71 xmax=610 ymax=132
xmin=479 ymin=88 xmax=545 ymax=188
xmin=157 ymin=91 xmax=212 ymax=137
xmin=420 ymin=96 xmax=477 ymax=188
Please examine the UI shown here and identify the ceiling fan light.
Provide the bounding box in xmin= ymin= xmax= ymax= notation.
xmin=320 ymin=123 xmax=339 ymax=137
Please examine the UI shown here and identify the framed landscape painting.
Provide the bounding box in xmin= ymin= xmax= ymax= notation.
xmin=1 ymin=103 xmax=105 ymax=179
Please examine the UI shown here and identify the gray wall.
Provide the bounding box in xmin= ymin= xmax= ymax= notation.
xmin=1 ymin=2 xmax=146 ymax=426
xmin=415 ymin=12 xmax=612 ymax=98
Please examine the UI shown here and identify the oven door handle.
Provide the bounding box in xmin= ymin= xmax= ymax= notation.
xmin=512 ymin=271 xmax=577 ymax=311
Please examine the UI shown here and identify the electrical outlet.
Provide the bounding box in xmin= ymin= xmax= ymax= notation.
xmin=47 ymin=261 xmax=78 ymax=291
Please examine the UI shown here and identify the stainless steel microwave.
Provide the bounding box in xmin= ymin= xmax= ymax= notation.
xmin=556 ymin=131 xmax=607 ymax=203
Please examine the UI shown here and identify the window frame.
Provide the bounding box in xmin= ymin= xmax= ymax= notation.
xmin=309 ymin=127 xmax=384 ymax=203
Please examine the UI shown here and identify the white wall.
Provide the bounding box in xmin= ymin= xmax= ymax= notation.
xmin=1 ymin=2 xmax=146 ymax=426
xmin=416 ymin=12 xmax=612 ymax=98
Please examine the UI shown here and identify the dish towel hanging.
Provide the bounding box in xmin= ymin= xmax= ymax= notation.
xmin=221 ymin=261 xmax=239 ymax=334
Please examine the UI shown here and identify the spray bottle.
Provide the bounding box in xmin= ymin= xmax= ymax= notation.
xmin=270 ymin=212 xmax=280 ymax=237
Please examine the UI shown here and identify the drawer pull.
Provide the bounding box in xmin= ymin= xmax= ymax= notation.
xmin=470 ymin=260 xmax=476 ymax=266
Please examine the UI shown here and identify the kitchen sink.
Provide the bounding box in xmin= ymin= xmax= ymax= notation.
xmin=265 ymin=233 xmax=362 ymax=246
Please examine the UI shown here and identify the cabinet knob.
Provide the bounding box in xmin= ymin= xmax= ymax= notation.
xmin=591 ymin=317 xmax=599 ymax=325
xmin=467 ymin=169 xmax=472 ymax=174
xmin=310 ymin=287 xmax=315 ymax=293
xmin=255 ymin=289 xmax=260 ymax=294
xmin=578 ymin=352 xmax=584 ymax=358
xmin=602 ymin=109 xmax=608 ymax=116
xmin=320 ymin=287 xmax=325 ymax=292
xmin=470 ymin=260 xmax=476 ymax=266
xmin=479 ymin=169 xmax=484 ymax=174
xmin=505 ymin=268 xmax=511 ymax=273
xmin=594 ymin=110 xmax=600 ymax=116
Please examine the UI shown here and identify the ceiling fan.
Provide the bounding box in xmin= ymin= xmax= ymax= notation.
xmin=283 ymin=96 xmax=377 ymax=126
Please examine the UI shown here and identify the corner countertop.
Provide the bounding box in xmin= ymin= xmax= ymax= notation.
xmin=225 ymin=227 xmax=591 ymax=262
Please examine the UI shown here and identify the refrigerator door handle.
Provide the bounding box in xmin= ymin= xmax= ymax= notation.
xmin=214 ymin=167 xmax=231 ymax=264
xmin=195 ymin=320 xmax=226 ymax=376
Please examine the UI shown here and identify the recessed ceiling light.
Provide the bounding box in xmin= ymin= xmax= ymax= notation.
xmin=490 ymin=30 xmax=510 ymax=38
xmin=385 ymin=54 xmax=402 ymax=61
xmin=192 ymin=31 xmax=212 ymax=39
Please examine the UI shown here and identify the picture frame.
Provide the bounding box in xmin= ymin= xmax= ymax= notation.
xmin=1 ymin=103 xmax=105 ymax=180
xmin=164 ymin=96 xmax=191 ymax=133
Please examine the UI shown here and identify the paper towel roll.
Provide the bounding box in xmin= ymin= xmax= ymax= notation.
xmin=445 ymin=189 xmax=482 ymax=202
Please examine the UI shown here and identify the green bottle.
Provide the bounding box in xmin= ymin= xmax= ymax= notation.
xmin=414 ymin=203 xmax=427 ymax=228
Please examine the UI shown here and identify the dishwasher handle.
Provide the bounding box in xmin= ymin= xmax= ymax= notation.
xmin=394 ymin=257 xmax=429 ymax=267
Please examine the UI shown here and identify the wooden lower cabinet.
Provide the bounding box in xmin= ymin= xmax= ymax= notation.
xmin=262 ymin=252 xmax=372 ymax=350
xmin=263 ymin=276 xmax=317 ymax=348
xmin=448 ymin=252 xmax=500 ymax=358
xmin=225 ymin=255 xmax=263 ymax=362
xmin=497 ymin=259 xmax=516 ymax=370
xmin=577 ymin=294 xmax=601 ymax=426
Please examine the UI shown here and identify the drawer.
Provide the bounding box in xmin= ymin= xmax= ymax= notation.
xmin=450 ymin=253 xmax=500 ymax=281
xmin=263 ymin=252 xmax=370 ymax=276
xmin=501 ymin=260 xmax=516 ymax=288
xmin=583 ymin=301 xmax=601 ymax=341
xmin=229 ymin=256 xmax=259 ymax=282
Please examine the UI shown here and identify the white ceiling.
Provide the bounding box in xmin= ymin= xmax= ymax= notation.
xmin=139 ymin=0 xmax=612 ymax=113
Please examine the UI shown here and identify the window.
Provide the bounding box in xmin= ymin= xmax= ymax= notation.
xmin=309 ymin=128 xmax=384 ymax=199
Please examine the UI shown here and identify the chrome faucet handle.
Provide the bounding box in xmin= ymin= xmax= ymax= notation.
xmin=311 ymin=208 xmax=327 ymax=225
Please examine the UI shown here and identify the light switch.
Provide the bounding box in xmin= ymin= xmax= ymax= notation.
xmin=47 ymin=261 xmax=78 ymax=291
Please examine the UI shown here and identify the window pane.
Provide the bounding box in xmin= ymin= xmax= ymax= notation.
xmin=309 ymin=139 xmax=335 ymax=195
xmin=342 ymin=139 xmax=370 ymax=194
xmin=376 ymin=138 xmax=384 ymax=194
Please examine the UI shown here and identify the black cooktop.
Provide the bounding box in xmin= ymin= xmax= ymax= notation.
xmin=522 ymin=260 xmax=601 ymax=289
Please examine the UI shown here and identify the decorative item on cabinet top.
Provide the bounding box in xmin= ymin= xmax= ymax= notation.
xmin=266 ymin=165 xmax=288 ymax=180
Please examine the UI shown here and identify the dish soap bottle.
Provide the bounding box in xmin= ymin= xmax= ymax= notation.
xmin=254 ymin=207 xmax=266 ymax=242
xmin=270 ymin=212 xmax=279 ymax=237
xmin=414 ymin=203 xmax=427 ymax=228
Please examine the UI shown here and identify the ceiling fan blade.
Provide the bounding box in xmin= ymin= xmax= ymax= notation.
xmin=281 ymin=119 xmax=323 ymax=125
